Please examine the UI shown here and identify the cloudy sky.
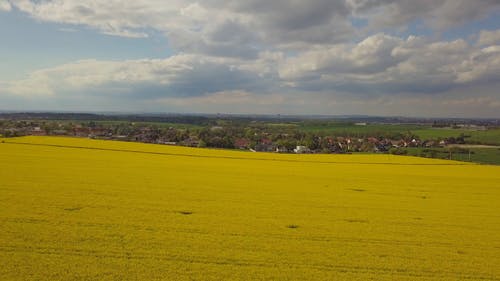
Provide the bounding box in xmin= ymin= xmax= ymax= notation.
xmin=1 ymin=0 xmax=499 ymax=117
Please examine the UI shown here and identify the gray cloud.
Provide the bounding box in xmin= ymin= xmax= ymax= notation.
xmin=349 ymin=0 xmax=500 ymax=30
xmin=280 ymin=34 xmax=500 ymax=95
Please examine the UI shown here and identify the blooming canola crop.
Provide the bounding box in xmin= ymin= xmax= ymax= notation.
xmin=1 ymin=136 xmax=499 ymax=280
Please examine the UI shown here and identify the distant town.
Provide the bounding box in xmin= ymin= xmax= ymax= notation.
xmin=1 ymin=112 xmax=499 ymax=164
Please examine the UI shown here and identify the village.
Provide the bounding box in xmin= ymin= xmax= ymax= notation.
xmin=0 ymin=119 xmax=471 ymax=155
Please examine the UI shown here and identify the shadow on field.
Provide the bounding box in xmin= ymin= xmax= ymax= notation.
xmin=348 ymin=188 xmax=366 ymax=192
xmin=63 ymin=206 xmax=84 ymax=211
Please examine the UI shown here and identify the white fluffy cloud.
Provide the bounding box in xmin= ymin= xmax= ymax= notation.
xmin=477 ymin=29 xmax=500 ymax=46
xmin=1 ymin=1 xmax=500 ymax=116
xmin=3 ymin=33 xmax=499 ymax=101
xmin=0 ymin=0 xmax=11 ymax=11
xmin=2 ymin=53 xmax=279 ymax=98
xmin=280 ymin=34 xmax=500 ymax=94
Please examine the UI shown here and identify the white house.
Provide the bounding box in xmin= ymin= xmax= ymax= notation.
xmin=294 ymin=146 xmax=311 ymax=153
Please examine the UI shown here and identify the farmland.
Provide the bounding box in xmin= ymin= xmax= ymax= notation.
xmin=404 ymin=146 xmax=500 ymax=165
xmin=411 ymin=128 xmax=500 ymax=146
xmin=1 ymin=136 xmax=500 ymax=280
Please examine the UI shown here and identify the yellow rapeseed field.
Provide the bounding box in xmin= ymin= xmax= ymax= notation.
xmin=1 ymin=136 xmax=499 ymax=280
